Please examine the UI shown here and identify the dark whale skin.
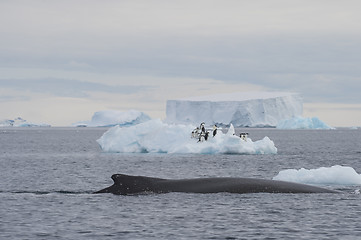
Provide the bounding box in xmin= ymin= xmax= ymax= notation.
xmin=94 ymin=174 xmax=339 ymax=195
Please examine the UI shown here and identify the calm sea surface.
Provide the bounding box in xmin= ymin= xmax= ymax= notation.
xmin=0 ymin=127 xmax=361 ymax=239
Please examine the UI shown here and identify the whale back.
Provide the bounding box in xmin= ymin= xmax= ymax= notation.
xmin=95 ymin=174 xmax=339 ymax=195
xmin=163 ymin=178 xmax=337 ymax=194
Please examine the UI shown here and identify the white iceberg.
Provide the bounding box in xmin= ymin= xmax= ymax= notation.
xmin=73 ymin=110 xmax=151 ymax=127
xmin=0 ymin=117 xmax=51 ymax=127
xmin=276 ymin=116 xmax=334 ymax=129
xmin=273 ymin=165 xmax=361 ymax=185
xmin=97 ymin=119 xmax=277 ymax=154
xmin=166 ymin=92 xmax=303 ymax=127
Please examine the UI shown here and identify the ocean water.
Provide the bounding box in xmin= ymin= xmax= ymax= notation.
xmin=0 ymin=127 xmax=361 ymax=239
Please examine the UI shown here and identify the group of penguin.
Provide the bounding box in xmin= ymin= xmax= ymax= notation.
xmin=191 ymin=122 xmax=249 ymax=142
xmin=191 ymin=122 xmax=217 ymax=142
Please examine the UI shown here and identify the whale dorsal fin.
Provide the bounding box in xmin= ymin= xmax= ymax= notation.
xmin=110 ymin=174 xmax=164 ymax=194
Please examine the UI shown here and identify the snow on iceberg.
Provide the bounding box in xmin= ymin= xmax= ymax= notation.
xmin=74 ymin=110 xmax=151 ymax=127
xmin=273 ymin=165 xmax=361 ymax=185
xmin=0 ymin=117 xmax=51 ymax=127
xmin=166 ymin=92 xmax=303 ymax=127
xmin=97 ymin=119 xmax=277 ymax=154
xmin=276 ymin=116 xmax=334 ymax=129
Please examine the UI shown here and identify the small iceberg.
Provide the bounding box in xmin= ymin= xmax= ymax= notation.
xmin=97 ymin=119 xmax=277 ymax=154
xmin=276 ymin=116 xmax=334 ymax=129
xmin=73 ymin=110 xmax=151 ymax=127
xmin=0 ymin=117 xmax=51 ymax=127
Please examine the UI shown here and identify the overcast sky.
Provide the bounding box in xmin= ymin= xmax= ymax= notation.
xmin=1 ymin=0 xmax=361 ymax=126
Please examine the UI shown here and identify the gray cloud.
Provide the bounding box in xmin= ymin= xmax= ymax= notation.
xmin=80 ymin=34 xmax=361 ymax=104
xmin=2 ymin=33 xmax=361 ymax=104
xmin=0 ymin=95 xmax=30 ymax=102
xmin=1 ymin=1 xmax=361 ymax=105
xmin=0 ymin=78 xmax=151 ymax=98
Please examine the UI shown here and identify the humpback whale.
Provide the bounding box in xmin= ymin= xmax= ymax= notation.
xmin=94 ymin=174 xmax=339 ymax=195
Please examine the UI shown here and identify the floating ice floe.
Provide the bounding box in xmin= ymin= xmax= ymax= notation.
xmin=273 ymin=165 xmax=361 ymax=185
xmin=97 ymin=119 xmax=277 ymax=154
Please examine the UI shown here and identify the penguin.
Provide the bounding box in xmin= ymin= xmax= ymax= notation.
xmin=205 ymin=131 xmax=209 ymax=141
xmin=212 ymin=124 xmax=217 ymax=137
xmin=200 ymin=122 xmax=206 ymax=134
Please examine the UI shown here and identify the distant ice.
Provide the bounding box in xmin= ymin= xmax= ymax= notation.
xmin=276 ymin=116 xmax=334 ymax=129
xmin=166 ymin=92 xmax=303 ymax=127
xmin=73 ymin=110 xmax=151 ymax=127
xmin=97 ymin=119 xmax=277 ymax=154
xmin=273 ymin=165 xmax=361 ymax=185
xmin=0 ymin=117 xmax=51 ymax=127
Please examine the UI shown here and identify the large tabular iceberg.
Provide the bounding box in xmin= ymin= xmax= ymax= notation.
xmin=97 ymin=119 xmax=277 ymax=154
xmin=276 ymin=116 xmax=334 ymax=129
xmin=74 ymin=110 xmax=151 ymax=127
xmin=166 ymin=92 xmax=303 ymax=127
